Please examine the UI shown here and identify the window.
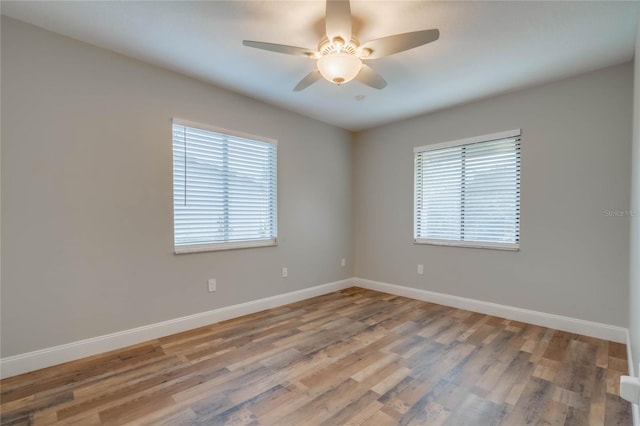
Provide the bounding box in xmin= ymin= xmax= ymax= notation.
xmin=172 ymin=119 xmax=277 ymax=253
xmin=414 ymin=129 xmax=521 ymax=250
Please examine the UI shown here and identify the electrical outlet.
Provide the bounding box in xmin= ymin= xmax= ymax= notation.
xmin=282 ymin=267 xmax=288 ymax=278
xmin=417 ymin=264 xmax=424 ymax=275
xmin=208 ymin=278 xmax=216 ymax=292
xmin=341 ymin=258 xmax=346 ymax=267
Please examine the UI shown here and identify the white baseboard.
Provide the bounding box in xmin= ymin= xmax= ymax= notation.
xmin=353 ymin=277 xmax=627 ymax=344
xmin=1 ymin=277 xmax=630 ymax=380
xmin=626 ymin=329 xmax=640 ymax=426
xmin=0 ymin=279 xmax=352 ymax=379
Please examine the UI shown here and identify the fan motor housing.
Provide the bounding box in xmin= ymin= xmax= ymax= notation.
xmin=318 ymin=37 xmax=359 ymax=56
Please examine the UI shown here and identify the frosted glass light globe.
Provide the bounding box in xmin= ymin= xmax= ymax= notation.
xmin=317 ymin=53 xmax=362 ymax=85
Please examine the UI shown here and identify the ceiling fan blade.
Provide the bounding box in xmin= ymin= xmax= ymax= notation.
xmin=355 ymin=64 xmax=387 ymax=89
xmin=293 ymin=70 xmax=322 ymax=91
xmin=360 ymin=29 xmax=439 ymax=59
xmin=242 ymin=40 xmax=317 ymax=57
xmin=325 ymin=0 xmax=352 ymax=42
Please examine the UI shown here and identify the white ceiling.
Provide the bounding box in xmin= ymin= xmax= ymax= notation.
xmin=2 ymin=1 xmax=639 ymax=131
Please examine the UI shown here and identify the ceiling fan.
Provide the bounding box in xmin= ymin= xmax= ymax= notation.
xmin=242 ymin=0 xmax=440 ymax=91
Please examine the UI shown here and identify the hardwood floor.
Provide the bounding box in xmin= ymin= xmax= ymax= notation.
xmin=0 ymin=288 xmax=632 ymax=425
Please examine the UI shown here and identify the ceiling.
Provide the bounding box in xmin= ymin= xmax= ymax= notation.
xmin=2 ymin=1 xmax=639 ymax=131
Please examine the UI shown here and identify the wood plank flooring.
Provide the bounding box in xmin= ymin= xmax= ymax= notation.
xmin=0 ymin=287 xmax=632 ymax=425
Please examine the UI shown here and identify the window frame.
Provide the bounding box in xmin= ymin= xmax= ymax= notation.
xmin=413 ymin=129 xmax=521 ymax=251
xmin=172 ymin=118 xmax=278 ymax=254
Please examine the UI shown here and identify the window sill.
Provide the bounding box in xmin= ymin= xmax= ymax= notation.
xmin=414 ymin=239 xmax=519 ymax=251
xmin=174 ymin=239 xmax=277 ymax=254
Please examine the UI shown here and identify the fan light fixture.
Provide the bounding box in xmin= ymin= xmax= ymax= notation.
xmin=317 ymin=52 xmax=362 ymax=85
xmin=242 ymin=0 xmax=440 ymax=91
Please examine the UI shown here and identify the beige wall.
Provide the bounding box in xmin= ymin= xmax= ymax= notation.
xmin=1 ymin=15 xmax=636 ymax=361
xmin=629 ymin=16 xmax=640 ymax=369
xmin=0 ymin=17 xmax=353 ymax=357
xmin=353 ymin=63 xmax=633 ymax=327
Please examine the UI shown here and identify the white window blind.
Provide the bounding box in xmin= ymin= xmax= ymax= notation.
xmin=414 ymin=130 xmax=521 ymax=250
xmin=172 ymin=120 xmax=277 ymax=253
